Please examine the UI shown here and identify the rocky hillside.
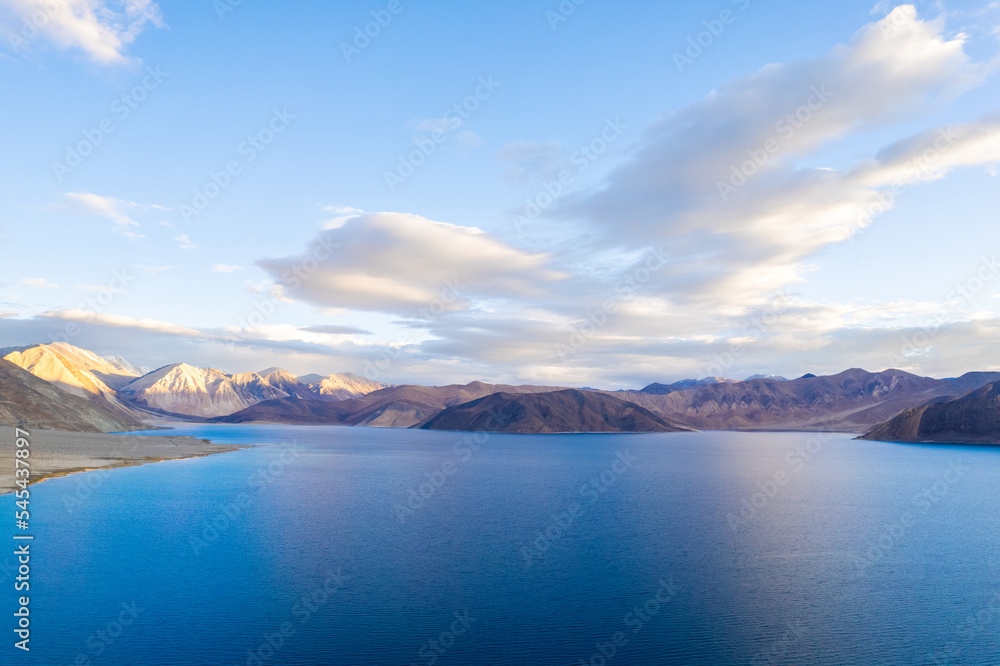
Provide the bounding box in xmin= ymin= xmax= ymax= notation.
xmin=861 ymin=382 xmax=1000 ymax=444
xmin=0 ymin=359 xmax=144 ymax=432
xmin=3 ymin=342 xmax=147 ymax=422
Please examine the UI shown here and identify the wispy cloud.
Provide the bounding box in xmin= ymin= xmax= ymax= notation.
xmin=175 ymin=234 xmax=196 ymax=251
xmin=552 ymin=6 xmax=1000 ymax=308
xmin=17 ymin=278 xmax=58 ymax=288
xmin=136 ymin=264 xmax=175 ymax=274
xmin=64 ymin=191 xmax=147 ymax=238
xmin=3 ymin=0 xmax=165 ymax=65
xmin=300 ymin=324 xmax=374 ymax=336
xmin=211 ymin=264 xmax=242 ymax=273
xmin=40 ymin=309 xmax=206 ymax=337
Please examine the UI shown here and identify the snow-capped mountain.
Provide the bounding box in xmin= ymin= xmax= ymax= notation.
xmin=5 ymin=343 xmax=385 ymax=419
xmin=104 ymin=355 xmax=150 ymax=377
xmin=119 ymin=364 xmax=386 ymax=418
xmin=299 ymin=371 xmax=386 ymax=400
xmin=119 ymin=363 xmax=279 ymax=418
xmin=257 ymin=368 xmax=321 ymax=399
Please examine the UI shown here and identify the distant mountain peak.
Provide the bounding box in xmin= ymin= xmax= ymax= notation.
xmin=639 ymin=376 xmax=736 ymax=395
xmin=103 ymin=354 xmax=144 ymax=376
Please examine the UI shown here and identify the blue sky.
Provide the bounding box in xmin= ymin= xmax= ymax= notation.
xmin=1 ymin=0 xmax=1000 ymax=388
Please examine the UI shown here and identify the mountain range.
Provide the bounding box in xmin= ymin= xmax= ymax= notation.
xmin=608 ymin=369 xmax=1000 ymax=432
xmin=214 ymin=380 xmax=570 ymax=428
xmin=1 ymin=342 xmax=998 ymax=440
xmin=2 ymin=343 xmax=386 ymax=420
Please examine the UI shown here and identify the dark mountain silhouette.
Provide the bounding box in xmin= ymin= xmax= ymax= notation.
xmin=417 ymin=389 xmax=689 ymax=434
xmin=861 ymin=382 xmax=1000 ymax=444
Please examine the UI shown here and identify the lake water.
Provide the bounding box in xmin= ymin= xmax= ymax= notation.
xmin=3 ymin=426 xmax=1000 ymax=664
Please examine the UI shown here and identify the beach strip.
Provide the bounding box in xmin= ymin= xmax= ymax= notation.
xmin=0 ymin=428 xmax=242 ymax=495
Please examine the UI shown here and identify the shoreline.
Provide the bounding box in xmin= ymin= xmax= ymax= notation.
xmin=0 ymin=428 xmax=244 ymax=496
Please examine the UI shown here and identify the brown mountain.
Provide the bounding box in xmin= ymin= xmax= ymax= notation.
xmin=861 ymin=382 xmax=1000 ymax=444
xmin=208 ymin=396 xmax=356 ymax=425
xmin=213 ymin=381 xmax=569 ymax=427
xmin=214 ymin=370 xmax=1000 ymax=432
xmin=607 ymin=369 xmax=1000 ymax=431
xmin=0 ymin=359 xmax=144 ymax=433
xmin=417 ymin=389 xmax=689 ymax=434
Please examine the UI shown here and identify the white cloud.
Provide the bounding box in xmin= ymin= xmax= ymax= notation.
xmin=17 ymin=278 xmax=58 ymax=288
xmin=211 ymin=264 xmax=242 ymax=273
xmin=64 ymin=191 xmax=148 ymax=238
xmin=258 ymin=212 xmax=566 ymax=316
xmin=174 ymin=234 xmax=196 ymax=250
xmin=552 ymin=6 xmax=999 ymax=309
xmin=39 ymin=309 xmax=206 ymax=337
xmin=136 ymin=264 xmax=174 ymax=273
xmin=321 ymin=205 xmax=366 ymax=230
xmin=3 ymin=0 xmax=165 ymax=65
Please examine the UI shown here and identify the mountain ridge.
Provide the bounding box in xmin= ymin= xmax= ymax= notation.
xmin=416 ymin=389 xmax=689 ymax=434
xmin=4 ymin=344 xmax=388 ymax=419
xmin=5 ymin=342 xmax=1000 ymax=437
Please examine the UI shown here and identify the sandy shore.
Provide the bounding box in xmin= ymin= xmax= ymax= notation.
xmin=0 ymin=428 xmax=242 ymax=495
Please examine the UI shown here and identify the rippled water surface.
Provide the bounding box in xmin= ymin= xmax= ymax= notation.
xmin=4 ymin=426 xmax=999 ymax=664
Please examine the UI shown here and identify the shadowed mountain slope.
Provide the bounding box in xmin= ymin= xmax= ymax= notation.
xmin=0 ymin=359 xmax=144 ymax=432
xmin=861 ymin=382 xmax=1000 ymax=444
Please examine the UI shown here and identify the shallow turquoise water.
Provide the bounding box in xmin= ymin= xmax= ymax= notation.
xmin=2 ymin=426 xmax=999 ymax=664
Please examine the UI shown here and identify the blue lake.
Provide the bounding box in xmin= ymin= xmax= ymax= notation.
xmin=3 ymin=426 xmax=1000 ymax=664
